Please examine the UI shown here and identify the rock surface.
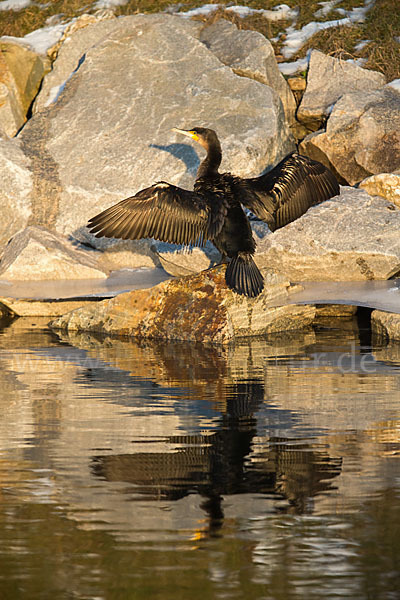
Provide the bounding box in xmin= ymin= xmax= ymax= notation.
xmin=300 ymin=86 xmax=400 ymax=185
xmin=359 ymin=173 xmax=400 ymax=207
xmin=199 ymin=19 xmax=297 ymax=125
xmin=255 ymin=187 xmax=400 ymax=281
xmin=371 ymin=310 xmax=400 ymax=342
xmin=297 ymin=50 xmax=386 ymax=130
xmin=17 ymin=13 xmax=294 ymax=252
xmin=0 ymin=226 xmax=107 ymax=280
xmin=0 ymin=136 xmax=32 ymax=251
xmin=33 ymin=16 xmax=119 ymax=113
xmin=50 ymin=267 xmax=315 ymax=344
xmin=0 ymin=40 xmax=50 ymax=136
xmin=153 ymin=241 xmax=221 ymax=277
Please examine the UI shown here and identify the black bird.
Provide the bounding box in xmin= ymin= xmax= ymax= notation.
xmin=88 ymin=127 xmax=339 ymax=297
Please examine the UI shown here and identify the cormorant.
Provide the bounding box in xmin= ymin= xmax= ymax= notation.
xmin=88 ymin=127 xmax=339 ymax=297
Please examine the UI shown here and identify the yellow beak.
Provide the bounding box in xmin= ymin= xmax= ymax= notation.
xmin=171 ymin=127 xmax=199 ymax=141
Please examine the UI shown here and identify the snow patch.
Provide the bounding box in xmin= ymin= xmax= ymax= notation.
xmin=0 ymin=21 xmax=71 ymax=55
xmin=178 ymin=3 xmax=297 ymax=21
xmin=354 ymin=39 xmax=370 ymax=52
xmin=314 ymin=1 xmax=341 ymax=19
xmin=346 ymin=57 xmax=367 ymax=67
xmin=93 ymin=0 xmax=129 ymax=8
xmin=278 ymin=54 xmax=310 ymax=76
xmin=226 ymin=4 xmax=298 ymax=21
xmin=387 ymin=79 xmax=400 ymax=93
xmin=336 ymin=0 xmax=375 ymax=23
xmin=178 ymin=3 xmax=219 ymax=18
xmin=0 ymin=0 xmax=31 ymax=10
xmin=281 ymin=18 xmax=351 ymax=59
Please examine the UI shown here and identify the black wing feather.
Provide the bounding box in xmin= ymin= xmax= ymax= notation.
xmin=88 ymin=182 xmax=211 ymax=246
xmin=241 ymin=153 xmax=340 ymax=231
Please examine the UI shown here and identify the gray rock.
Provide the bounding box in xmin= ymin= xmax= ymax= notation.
xmin=33 ymin=17 xmax=119 ymax=113
xmin=0 ymin=137 xmax=32 ymax=251
xmin=299 ymin=86 xmax=400 ymax=185
xmin=95 ymin=239 xmax=160 ymax=272
xmin=297 ymin=50 xmax=386 ymax=130
xmin=0 ymin=226 xmax=107 ymax=280
xmin=199 ymin=19 xmax=297 ymax=125
xmin=17 ymin=13 xmax=295 ymax=251
xmin=255 ymin=187 xmax=400 ymax=281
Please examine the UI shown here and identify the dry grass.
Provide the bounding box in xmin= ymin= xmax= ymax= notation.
xmin=0 ymin=0 xmax=399 ymax=80
xmin=0 ymin=0 xmax=97 ymax=37
xmin=288 ymin=0 xmax=400 ymax=81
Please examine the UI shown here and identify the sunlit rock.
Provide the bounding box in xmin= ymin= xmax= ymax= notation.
xmin=50 ymin=268 xmax=315 ymax=343
xmin=256 ymin=187 xmax=400 ymax=281
xmin=0 ymin=296 xmax=100 ymax=318
xmin=0 ymin=40 xmax=50 ymax=136
xmin=297 ymin=50 xmax=385 ymax=131
xmin=371 ymin=310 xmax=400 ymax=342
xmin=198 ymin=18 xmax=297 ymax=125
xmin=299 ymin=85 xmax=400 ymax=185
xmin=359 ymin=173 xmax=400 ymax=207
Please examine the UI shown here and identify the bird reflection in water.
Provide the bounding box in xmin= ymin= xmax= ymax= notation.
xmin=91 ymin=378 xmax=342 ymax=538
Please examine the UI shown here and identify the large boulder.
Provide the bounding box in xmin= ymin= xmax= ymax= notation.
xmin=50 ymin=267 xmax=316 ymax=344
xmin=17 ymin=13 xmax=295 ymax=251
xmin=0 ymin=40 xmax=50 ymax=136
xmin=299 ymin=86 xmax=400 ymax=185
xmin=255 ymin=187 xmax=400 ymax=281
xmin=198 ymin=19 xmax=297 ymax=125
xmin=297 ymin=50 xmax=385 ymax=130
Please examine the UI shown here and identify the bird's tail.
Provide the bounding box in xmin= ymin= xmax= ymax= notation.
xmin=225 ymin=253 xmax=264 ymax=298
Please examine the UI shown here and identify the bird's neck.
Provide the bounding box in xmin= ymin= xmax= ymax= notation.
xmin=196 ymin=142 xmax=222 ymax=179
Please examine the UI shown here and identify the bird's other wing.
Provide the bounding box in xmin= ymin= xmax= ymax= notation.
xmin=87 ymin=182 xmax=211 ymax=246
xmin=241 ymin=153 xmax=340 ymax=231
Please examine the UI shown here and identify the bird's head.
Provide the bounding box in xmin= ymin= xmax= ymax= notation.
xmin=172 ymin=127 xmax=219 ymax=151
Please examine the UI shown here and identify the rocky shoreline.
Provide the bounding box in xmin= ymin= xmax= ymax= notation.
xmin=0 ymin=11 xmax=400 ymax=342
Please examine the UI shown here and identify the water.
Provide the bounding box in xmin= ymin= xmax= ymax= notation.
xmin=0 ymin=314 xmax=399 ymax=600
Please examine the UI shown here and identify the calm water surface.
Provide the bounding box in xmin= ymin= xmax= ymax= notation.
xmin=0 ymin=314 xmax=399 ymax=599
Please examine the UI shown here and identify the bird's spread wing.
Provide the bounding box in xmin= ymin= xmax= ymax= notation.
xmin=88 ymin=182 xmax=211 ymax=246
xmin=240 ymin=153 xmax=340 ymax=231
